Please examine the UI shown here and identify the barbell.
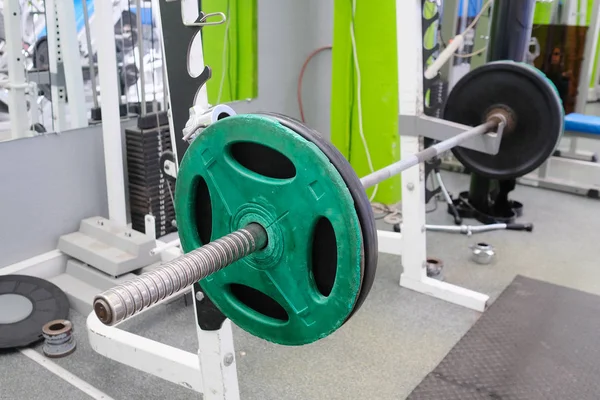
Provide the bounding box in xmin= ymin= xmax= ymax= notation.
xmin=93 ymin=61 xmax=563 ymax=345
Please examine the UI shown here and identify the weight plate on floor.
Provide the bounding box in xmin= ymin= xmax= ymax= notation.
xmin=257 ymin=112 xmax=378 ymax=319
xmin=176 ymin=114 xmax=364 ymax=345
xmin=0 ymin=275 xmax=70 ymax=349
xmin=444 ymin=61 xmax=563 ymax=179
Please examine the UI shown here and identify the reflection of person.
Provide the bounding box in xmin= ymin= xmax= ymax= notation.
xmin=544 ymin=47 xmax=570 ymax=104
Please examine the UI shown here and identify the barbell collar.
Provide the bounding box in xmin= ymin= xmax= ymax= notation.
xmin=93 ymin=223 xmax=268 ymax=326
xmin=360 ymin=119 xmax=500 ymax=189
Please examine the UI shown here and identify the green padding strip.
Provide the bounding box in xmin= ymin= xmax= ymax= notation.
xmin=589 ymin=0 xmax=600 ymax=88
xmin=202 ymin=0 xmax=258 ymax=104
xmin=330 ymin=0 xmax=400 ymax=204
xmin=533 ymin=2 xmax=553 ymax=24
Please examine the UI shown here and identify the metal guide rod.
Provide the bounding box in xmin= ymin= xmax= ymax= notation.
xmin=135 ymin=0 xmax=147 ymax=116
xmin=81 ymin=0 xmax=98 ymax=108
xmin=360 ymin=120 xmax=499 ymax=188
xmin=93 ymin=224 xmax=267 ymax=326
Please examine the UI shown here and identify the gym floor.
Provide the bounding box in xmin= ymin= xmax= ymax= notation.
xmin=2 ymin=165 xmax=599 ymax=399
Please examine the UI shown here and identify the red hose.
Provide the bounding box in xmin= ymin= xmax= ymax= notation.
xmin=297 ymin=46 xmax=332 ymax=123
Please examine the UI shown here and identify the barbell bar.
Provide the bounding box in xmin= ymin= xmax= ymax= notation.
xmin=94 ymin=61 xmax=564 ymax=345
xmin=360 ymin=118 xmax=502 ymax=188
xmin=94 ymin=115 xmax=505 ymax=326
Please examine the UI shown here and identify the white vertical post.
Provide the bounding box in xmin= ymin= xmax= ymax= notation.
xmin=397 ymin=0 xmax=427 ymax=285
xmin=196 ymin=317 xmax=240 ymax=400
xmin=55 ymin=0 xmax=88 ymax=128
xmin=144 ymin=214 xmax=156 ymax=239
xmin=576 ymin=0 xmax=600 ymax=112
xmin=135 ymin=0 xmax=147 ymax=116
xmin=95 ymin=0 xmax=128 ymax=225
xmin=397 ymin=0 xmax=423 ymax=263
xmin=45 ymin=0 xmax=67 ymax=132
xmin=396 ymin=0 xmax=488 ymax=312
xmin=152 ymin=0 xmax=178 ymax=160
xmin=4 ymin=0 xmax=29 ymax=139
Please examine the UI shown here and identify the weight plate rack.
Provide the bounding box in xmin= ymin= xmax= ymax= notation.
xmin=125 ymin=113 xmax=177 ymax=238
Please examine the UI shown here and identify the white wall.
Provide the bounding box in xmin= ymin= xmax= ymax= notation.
xmin=231 ymin=0 xmax=334 ymax=138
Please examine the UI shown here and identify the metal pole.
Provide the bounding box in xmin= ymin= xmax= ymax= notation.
xmin=96 ymin=0 xmax=128 ymax=225
xmin=135 ymin=0 xmax=147 ymax=116
xmin=3 ymin=0 xmax=28 ymax=139
xmin=487 ymin=0 xmax=535 ymax=63
xmin=360 ymin=120 xmax=498 ymax=188
xmin=81 ymin=0 xmax=98 ymax=109
xmin=93 ymin=224 xmax=267 ymax=326
xmin=55 ymin=0 xmax=88 ymax=128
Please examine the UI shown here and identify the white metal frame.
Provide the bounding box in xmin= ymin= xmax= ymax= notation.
xmin=44 ymin=0 xmax=88 ymax=132
xmin=2 ymin=2 xmax=489 ymax=400
xmin=95 ymin=0 xmax=128 ymax=225
xmin=391 ymin=0 xmax=489 ymax=312
xmin=87 ymin=4 xmax=487 ymax=400
xmin=84 ymin=1 xmax=239 ymax=399
xmin=3 ymin=0 xmax=32 ymax=139
xmin=54 ymin=0 xmax=88 ymax=129
xmin=87 ymin=294 xmax=238 ymax=398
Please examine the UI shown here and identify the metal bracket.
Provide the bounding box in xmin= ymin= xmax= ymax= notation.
xmin=400 ymin=115 xmax=504 ymax=155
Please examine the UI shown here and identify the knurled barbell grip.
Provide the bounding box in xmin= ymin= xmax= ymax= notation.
xmin=93 ymin=223 xmax=268 ymax=326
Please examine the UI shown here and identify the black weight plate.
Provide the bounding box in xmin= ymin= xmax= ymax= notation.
xmin=444 ymin=61 xmax=563 ymax=179
xmin=0 ymin=275 xmax=70 ymax=349
xmin=258 ymin=112 xmax=378 ymax=318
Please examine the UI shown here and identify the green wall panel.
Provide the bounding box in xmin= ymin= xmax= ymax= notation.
xmin=330 ymin=0 xmax=400 ymax=204
xmin=202 ymin=0 xmax=258 ymax=104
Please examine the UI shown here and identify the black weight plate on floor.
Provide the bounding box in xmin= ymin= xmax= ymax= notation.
xmin=258 ymin=112 xmax=378 ymax=318
xmin=444 ymin=61 xmax=563 ymax=179
xmin=0 ymin=275 xmax=70 ymax=349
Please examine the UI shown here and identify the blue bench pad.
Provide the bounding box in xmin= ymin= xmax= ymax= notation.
xmin=565 ymin=113 xmax=600 ymax=135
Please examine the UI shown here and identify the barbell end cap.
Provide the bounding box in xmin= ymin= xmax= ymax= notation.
xmin=93 ymin=297 xmax=116 ymax=326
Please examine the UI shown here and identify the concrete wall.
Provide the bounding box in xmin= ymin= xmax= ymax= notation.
xmin=231 ymin=0 xmax=334 ymax=138
xmin=0 ymin=126 xmax=109 ymax=268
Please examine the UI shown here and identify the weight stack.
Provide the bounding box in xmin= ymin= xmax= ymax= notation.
xmin=125 ymin=112 xmax=177 ymax=238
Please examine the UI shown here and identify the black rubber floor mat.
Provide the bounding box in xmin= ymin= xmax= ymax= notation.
xmin=408 ymin=275 xmax=600 ymax=400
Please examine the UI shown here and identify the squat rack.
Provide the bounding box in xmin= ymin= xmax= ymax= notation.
xmin=84 ymin=1 xmax=493 ymax=399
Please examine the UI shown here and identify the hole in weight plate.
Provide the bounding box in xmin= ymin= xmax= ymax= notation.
xmin=229 ymin=284 xmax=289 ymax=321
xmin=311 ymin=217 xmax=337 ymax=297
xmin=49 ymin=322 xmax=65 ymax=331
xmin=229 ymin=142 xmax=296 ymax=179
xmin=194 ymin=176 xmax=212 ymax=244
xmin=217 ymin=112 xmax=230 ymax=120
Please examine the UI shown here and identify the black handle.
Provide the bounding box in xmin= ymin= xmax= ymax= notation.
xmin=449 ymin=203 xmax=463 ymax=225
xmin=506 ymin=223 xmax=534 ymax=232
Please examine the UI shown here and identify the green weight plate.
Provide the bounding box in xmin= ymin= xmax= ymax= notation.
xmin=256 ymin=112 xmax=378 ymax=320
xmin=175 ymin=114 xmax=364 ymax=345
xmin=444 ymin=61 xmax=564 ymax=179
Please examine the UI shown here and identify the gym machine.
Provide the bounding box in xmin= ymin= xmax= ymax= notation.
xmin=86 ymin=0 xmax=563 ymax=398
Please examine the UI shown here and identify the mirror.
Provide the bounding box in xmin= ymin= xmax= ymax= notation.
xmin=0 ymin=0 xmax=167 ymax=143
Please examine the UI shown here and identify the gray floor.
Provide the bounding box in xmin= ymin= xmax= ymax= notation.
xmin=1 ymin=170 xmax=599 ymax=400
